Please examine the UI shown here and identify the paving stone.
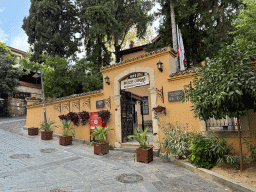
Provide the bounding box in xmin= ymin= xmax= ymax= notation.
xmin=0 ymin=117 xmax=234 ymax=192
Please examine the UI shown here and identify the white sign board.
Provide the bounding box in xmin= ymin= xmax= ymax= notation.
xmin=121 ymin=75 xmax=150 ymax=90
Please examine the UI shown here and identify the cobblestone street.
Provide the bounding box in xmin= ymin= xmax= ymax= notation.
xmin=0 ymin=117 xmax=232 ymax=192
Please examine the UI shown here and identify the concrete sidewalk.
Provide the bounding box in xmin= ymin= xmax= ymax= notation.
xmin=0 ymin=117 xmax=232 ymax=192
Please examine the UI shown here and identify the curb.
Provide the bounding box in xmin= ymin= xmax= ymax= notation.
xmin=172 ymin=159 xmax=256 ymax=192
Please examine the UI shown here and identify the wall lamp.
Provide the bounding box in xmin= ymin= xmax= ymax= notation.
xmin=104 ymin=76 xmax=110 ymax=85
xmin=157 ymin=60 xmax=163 ymax=72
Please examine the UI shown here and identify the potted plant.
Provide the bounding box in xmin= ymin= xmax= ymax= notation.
xmin=89 ymin=126 xmax=113 ymax=155
xmin=65 ymin=112 xmax=80 ymax=126
xmin=39 ymin=119 xmax=55 ymax=140
xmin=28 ymin=126 xmax=39 ymax=136
xmin=78 ymin=111 xmax=90 ymax=125
xmin=98 ymin=110 xmax=111 ymax=123
xmin=128 ymin=126 xmax=156 ymax=163
xmin=153 ymin=105 xmax=166 ymax=115
xmin=59 ymin=119 xmax=75 ymax=146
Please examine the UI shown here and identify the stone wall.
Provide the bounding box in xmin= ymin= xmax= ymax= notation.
xmin=17 ymin=84 xmax=42 ymax=98
xmin=8 ymin=97 xmax=27 ymax=116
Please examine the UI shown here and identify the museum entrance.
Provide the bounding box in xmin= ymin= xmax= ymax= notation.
xmin=120 ymin=72 xmax=153 ymax=144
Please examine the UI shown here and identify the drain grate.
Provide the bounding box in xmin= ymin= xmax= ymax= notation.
xmin=10 ymin=154 xmax=30 ymax=159
xmin=40 ymin=148 xmax=57 ymax=153
xmin=116 ymin=173 xmax=144 ymax=184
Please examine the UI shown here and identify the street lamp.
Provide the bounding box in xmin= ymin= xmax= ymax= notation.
xmin=33 ymin=69 xmax=47 ymax=124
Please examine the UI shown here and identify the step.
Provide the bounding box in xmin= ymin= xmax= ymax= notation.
xmin=121 ymin=142 xmax=153 ymax=149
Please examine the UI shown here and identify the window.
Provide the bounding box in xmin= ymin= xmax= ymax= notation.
xmin=13 ymin=92 xmax=31 ymax=99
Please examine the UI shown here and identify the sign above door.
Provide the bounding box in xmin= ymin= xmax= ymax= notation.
xmin=121 ymin=75 xmax=150 ymax=90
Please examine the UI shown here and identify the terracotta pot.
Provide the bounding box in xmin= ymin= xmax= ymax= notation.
xmin=94 ymin=142 xmax=109 ymax=155
xmin=137 ymin=147 xmax=153 ymax=163
xmin=153 ymin=107 xmax=165 ymax=112
xmin=28 ymin=127 xmax=39 ymax=136
xmin=59 ymin=136 xmax=72 ymax=146
xmin=41 ymin=131 xmax=53 ymax=140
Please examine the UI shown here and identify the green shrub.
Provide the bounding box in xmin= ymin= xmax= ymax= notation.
xmin=159 ymin=122 xmax=194 ymax=159
xmin=244 ymin=140 xmax=256 ymax=160
xmin=189 ymin=133 xmax=238 ymax=169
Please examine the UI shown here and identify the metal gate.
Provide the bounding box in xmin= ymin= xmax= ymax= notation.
xmin=120 ymin=90 xmax=133 ymax=142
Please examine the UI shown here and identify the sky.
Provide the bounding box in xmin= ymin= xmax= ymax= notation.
xmin=0 ymin=0 xmax=160 ymax=53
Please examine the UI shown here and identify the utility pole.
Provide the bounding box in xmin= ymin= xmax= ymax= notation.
xmin=170 ymin=3 xmax=180 ymax=73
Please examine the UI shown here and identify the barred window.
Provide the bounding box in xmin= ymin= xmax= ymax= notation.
xmin=206 ymin=116 xmax=239 ymax=131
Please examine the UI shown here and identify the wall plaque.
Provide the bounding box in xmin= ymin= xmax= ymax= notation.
xmin=168 ymin=90 xmax=182 ymax=102
xmin=96 ymin=100 xmax=105 ymax=109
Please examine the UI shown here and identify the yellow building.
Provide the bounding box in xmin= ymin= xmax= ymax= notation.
xmin=25 ymin=44 xmax=256 ymax=155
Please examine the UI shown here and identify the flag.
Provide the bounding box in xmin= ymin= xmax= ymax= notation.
xmin=177 ymin=25 xmax=185 ymax=71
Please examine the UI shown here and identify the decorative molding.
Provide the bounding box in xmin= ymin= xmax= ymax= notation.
xmin=104 ymin=96 xmax=111 ymax=109
xmin=62 ymin=102 xmax=70 ymax=112
xmin=82 ymin=98 xmax=91 ymax=109
xmin=72 ymin=100 xmax=80 ymax=111
xmin=54 ymin=103 xmax=61 ymax=113
xmin=157 ymin=86 xmax=164 ymax=103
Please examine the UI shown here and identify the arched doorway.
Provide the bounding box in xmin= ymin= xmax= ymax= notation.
xmin=113 ymin=66 xmax=159 ymax=149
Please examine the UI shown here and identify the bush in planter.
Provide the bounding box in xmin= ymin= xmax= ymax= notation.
xmin=128 ymin=126 xmax=157 ymax=163
xmin=59 ymin=119 xmax=75 ymax=146
xmin=98 ymin=110 xmax=111 ymax=123
xmin=89 ymin=126 xmax=113 ymax=155
xmin=39 ymin=119 xmax=56 ymax=140
xmin=65 ymin=112 xmax=80 ymax=126
xmin=78 ymin=111 xmax=90 ymax=125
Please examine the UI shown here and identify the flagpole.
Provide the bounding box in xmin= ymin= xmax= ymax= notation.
xmin=170 ymin=4 xmax=180 ymax=74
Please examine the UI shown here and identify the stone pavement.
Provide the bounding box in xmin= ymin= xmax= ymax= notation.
xmin=0 ymin=117 xmax=232 ymax=192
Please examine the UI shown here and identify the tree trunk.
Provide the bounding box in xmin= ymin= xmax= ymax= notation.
xmin=115 ymin=45 xmax=121 ymax=64
xmin=170 ymin=4 xmax=179 ymax=73
xmin=237 ymin=116 xmax=243 ymax=171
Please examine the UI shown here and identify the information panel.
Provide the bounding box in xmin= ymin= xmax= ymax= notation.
xmin=96 ymin=100 xmax=105 ymax=109
xmin=168 ymin=90 xmax=183 ymax=102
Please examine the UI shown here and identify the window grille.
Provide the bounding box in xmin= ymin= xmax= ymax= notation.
xmin=206 ymin=116 xmax=239 ymax=131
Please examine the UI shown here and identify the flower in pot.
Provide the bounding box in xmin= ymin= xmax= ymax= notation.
xmin=89 ymin=126 xmax=113 ymax=155
xmin=28 ymin=126 xmax=39 ymax=136
xmin=59 ymin=119 xmax=75 ymax=146
xmin=78 ymin=111 xmax=90 ymax=125
xmin=98 ymin=110 xmax=111 ymax=123
xmin=128 ymin=126 xmax=157 ymax=163
xmin=39 ymin=119 xmax=55 ymax=140
xmin=65 ymin=112 xmax=80 ymax=126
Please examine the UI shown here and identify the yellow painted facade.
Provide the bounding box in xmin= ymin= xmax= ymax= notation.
xmin=26 ymin=46 xmax=256 ymax=155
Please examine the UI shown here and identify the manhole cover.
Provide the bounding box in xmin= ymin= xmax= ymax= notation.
xmin=116 ymin=173 xmax=144 ymax=183
xmin=50 ymin=189 xmax=69 ymax=192
xmin=40 ymin=148 xmax=57 ymax=153
xmin=10 ymin=154 xmax=30 ymax=159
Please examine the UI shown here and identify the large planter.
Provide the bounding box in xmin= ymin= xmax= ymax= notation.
xmin=137 ymin=147 xmax=153 ymax=163
xmin=59 ymin=136 xmax=72 ymax=146
xmin=28 ymin=127 xmax=39 ymax=136
xmin=94 ymin=142 xmax=109 ymax=155
xmin=41 ymin=131 xmax=53 ymax=140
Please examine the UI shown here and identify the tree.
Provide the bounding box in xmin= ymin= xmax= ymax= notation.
xmin=180 ymin=0 xmax=256 ymax=171
xmin=77 ymin=0 xmax=153 ymax=64
xmin=22 ymin=0 xmax=80 ymax=62
xmin=0 ymin=42 xmax=22 ymax=97
xmin=147 ymin=0 xmax=243 ymax=68
xmin=0 ymin=42 xmax=23 ymax=116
